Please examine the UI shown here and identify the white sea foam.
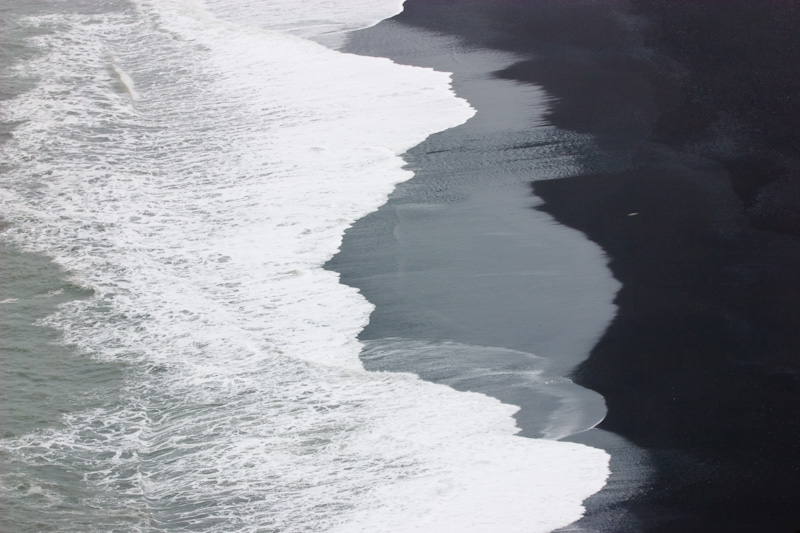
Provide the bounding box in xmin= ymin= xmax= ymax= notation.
xmin=0 ymin=1 xmax=609 ymax=531
xmin=199 ymin=0 xmax=406 ymax=45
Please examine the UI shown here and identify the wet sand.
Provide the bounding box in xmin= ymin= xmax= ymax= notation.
xmin=329 ymin=19 xmax=619 ymax=441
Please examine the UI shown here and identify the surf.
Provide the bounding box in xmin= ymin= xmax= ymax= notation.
xmin=0 ymin=1 xmax=609 ymax=531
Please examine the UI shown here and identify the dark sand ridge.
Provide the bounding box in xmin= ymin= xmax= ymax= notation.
xmin=380 ymin=0 xmax=800 ymax=531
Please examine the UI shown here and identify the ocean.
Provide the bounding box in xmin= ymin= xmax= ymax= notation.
xmin=0 ymin=1 xmax=609 ymax=531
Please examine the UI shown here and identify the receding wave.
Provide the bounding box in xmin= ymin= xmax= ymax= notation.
xmin=0 ymin=1 xmax=608 ymax=531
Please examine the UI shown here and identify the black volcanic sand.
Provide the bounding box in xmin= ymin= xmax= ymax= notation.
xmin=381 ymin=1 xmax=800 ymax=531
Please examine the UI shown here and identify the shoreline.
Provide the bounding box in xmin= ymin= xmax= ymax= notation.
xmin=329 ymin=16 xmax=618 ymax=440
xmin=327 ymin=5 xmax=629 ymax=527
xmin=337 ymin=1 xmax=800 ymax=531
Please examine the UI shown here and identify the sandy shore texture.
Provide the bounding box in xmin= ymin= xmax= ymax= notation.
xmin=334 ymin=1 xmax=800 ymax=531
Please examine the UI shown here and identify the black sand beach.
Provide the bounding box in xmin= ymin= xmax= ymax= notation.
xmin=332 ymin=1 xmax=800 ymax=531
xmin=527 ymin=3 xmax=800 ymax=530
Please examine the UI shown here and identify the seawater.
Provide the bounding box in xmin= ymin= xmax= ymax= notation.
xmin=0 ymin=1 xmax=609 ymax=531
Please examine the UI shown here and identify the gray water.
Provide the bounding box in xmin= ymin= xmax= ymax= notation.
xmin=1 ymin=3 xmax=130 ymax=529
